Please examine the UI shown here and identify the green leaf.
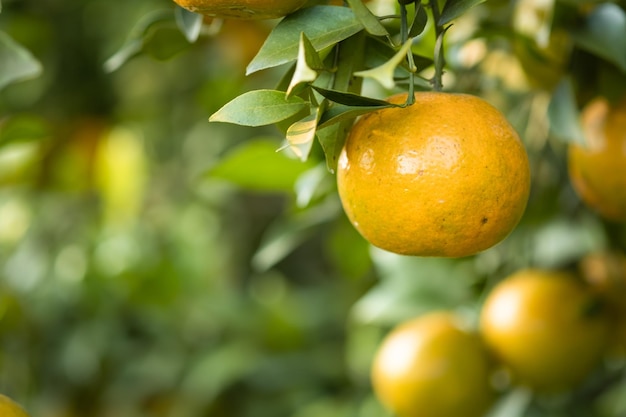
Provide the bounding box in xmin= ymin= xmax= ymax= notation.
xmin=0 ymin=31 xmax=43 ymax=90
xmin=318 ymin=103 xmax=386 ymax=129
xmin=409 ymin=3 xmax=428 ymax=37
xmin=252 ymin=198 xmax=341 ymax=272
xmin=316 ymin=121 xmax=352 ymax=173
xmin=286 ymin=33 xmax=324 ymax=97
xmin=246 ymin=6 xmax=363 ymax=75
xmin=439 ymin=0 xmax=487 ymax=26
xmin=0 ymin=114 xmax=51 ymax=146
xmin=294 ymin=163 xmax=330 ymax=207
xmin=209 ymin=90 xmax=309 ymax=127
xmin=548 ymin=78 xmax=585 ymax=145
xmin=572 ymin=3 xmax=626 ymax=72
xmin=354 ymin=38 xmax=413 ymax=89
xmin=351 ymin=249 xmax=477 ymax=325
xmin=284 ymin=106 xmax=322 ymax=161
xmin=103 ymin=9 xmax=172 ymax=73
xmin=346 ymin=0 xmax=389 ymax=37
xmin=175 ymin=6 xmax=203 ymax=43
xmin=486 ymin=388 xmax=532 ymax=417
xmin=207 ymin=138 xmax=316 ymax=192
xmin=311 ymin=86 xmax=392 ymax=107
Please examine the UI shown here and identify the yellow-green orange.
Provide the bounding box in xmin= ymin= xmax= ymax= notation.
xmin=172 ymin=0 xmax=308 ymax=19
xmin=480 ymin=269 xmax=612 ymax=392
xmin=568 ymin=96 xmax=626 ymax=221
xmin=337 ymin=92 xmax=530 ymax=257
xmin=371 ymin=312 xmax=494 ymax=417
xmin=0 ymin=395 xmax=30 ymax=417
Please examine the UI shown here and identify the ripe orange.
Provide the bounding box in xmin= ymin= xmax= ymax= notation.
xmin=371 ymin=312 xmax=494 ymax=417
xmin=568 ymin=96 xmax=626 ymax=221
xmin=0 ymin=394 xmax=30 ymax=417
xmin=480 ymin=269 xmax=612 ymax=393
xmin=336 ymin=92 xmax=531 ymax=257
xmin=172 ymin=0 xmax=308 ymax=19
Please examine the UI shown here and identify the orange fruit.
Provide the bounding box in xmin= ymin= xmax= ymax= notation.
xmin=0 ymin=394 xmax=30 ymax=417
xmin=568 ymin=96 xmax=626 ymax=222
xmin=172 ymin=0 xmax=308 ymax=19
xmin=371 ymin=311 xmax=495 ymax=417
xmin=336 ymin=92 xmax=531 ymax=257
xmin=480 ymin=269 xmax=612 ymax=393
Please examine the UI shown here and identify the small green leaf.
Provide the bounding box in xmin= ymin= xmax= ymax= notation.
xmin=103 ymin=9 xmax=172 ymax=73
xmin=439 ymin=0 xmax=486 ymax=25
xmin=210 ymin=90 xmax=309 ymax=127
xmin=0 ymin=31 xmax=43 ymax=90
xmin=284 ymin=107 xmax=321 ymax=161
xmin=548 ymin=78 xmax=585 ymax=145
xmin=286 ymin=33 xmax=324 ymax=97
xmin=354 ymin=38 xmax=413 ymax=89
xmin=207 ymin=138 xmax=316 ymax=192
xmin=572 ymin=3 xmax=626 ymax=72
xmin=346 ymin=0 xmax=389 ymax=37
xmin=175 ymin=6 xmax=203 ymax=43
xmin=246 ymin=6 xmax=363 ymax=74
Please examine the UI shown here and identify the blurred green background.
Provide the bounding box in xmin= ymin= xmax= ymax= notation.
xmin=1 ymin=0 xmax=626 ymax=416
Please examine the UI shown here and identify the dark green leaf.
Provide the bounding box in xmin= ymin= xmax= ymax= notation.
xmin=346 ymin=0 xmax=389 ymax=37
xmin=439 ymin=0 xmax=487 ymax=25
xmin=548 ymin=78 xmax=585 ymax=145
xmin=409 ymin=3 xmax=428 ymax=37
xmin=174 ymin=6 xmax=203 ymax=43
xmin=207 ymin=138 xmax=316 ymax=192
xmin=572 ymin=3 xmax=626 ymax=72
xmin=209 ymin=90 xmax=309 ymax=127
xmin=246 ymin=6 xmax=363 ymax=74
xmin=0 ymin=31 xmax=42 ymax=90
xmin=311 ymin=86 xmax=392 ymax=107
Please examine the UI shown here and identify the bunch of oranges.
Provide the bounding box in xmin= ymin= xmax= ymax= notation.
xmin=371 ymin=265 xmax=624 ymax=417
